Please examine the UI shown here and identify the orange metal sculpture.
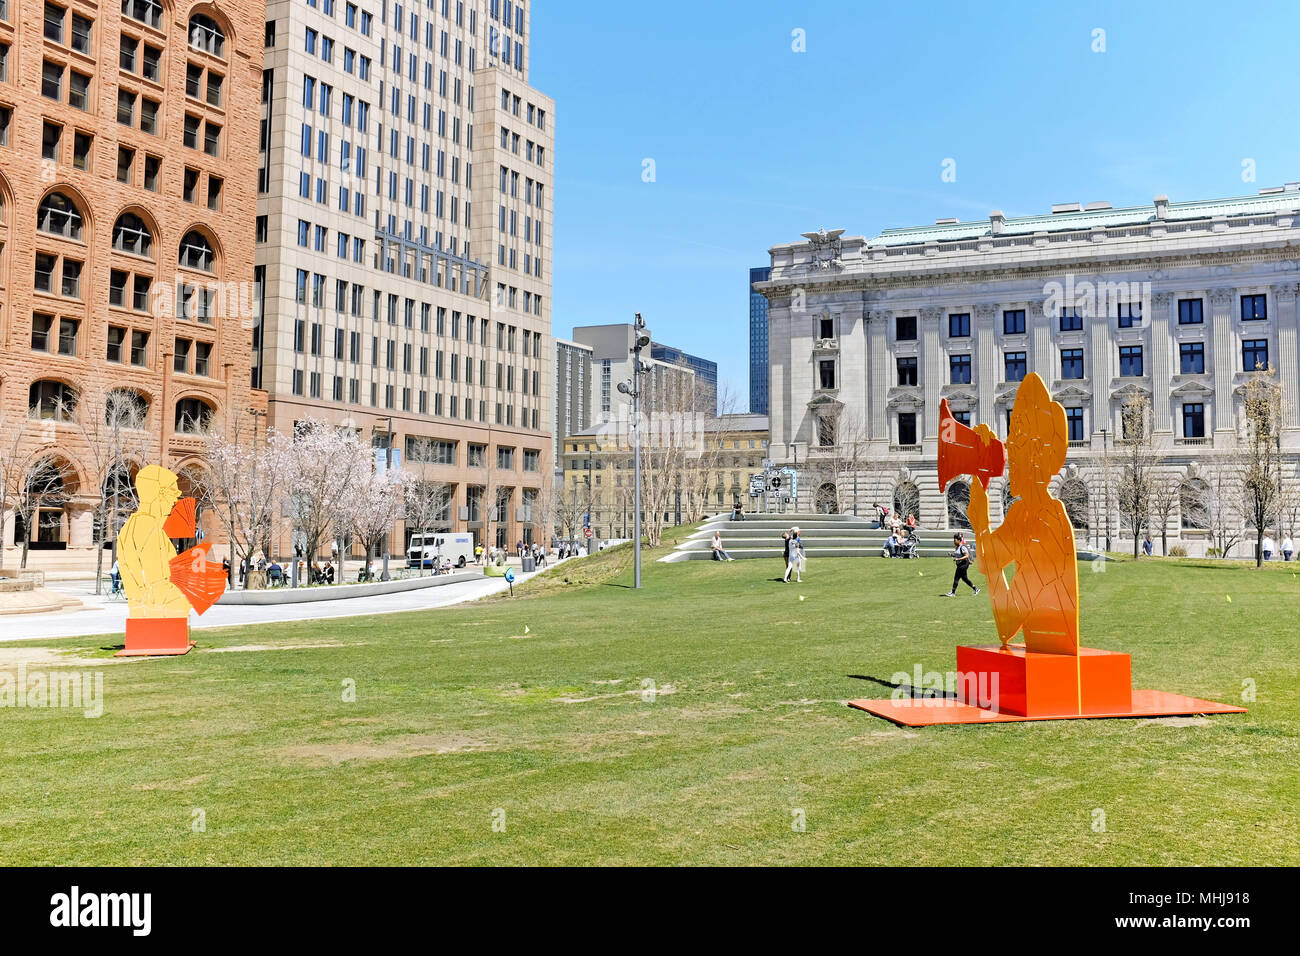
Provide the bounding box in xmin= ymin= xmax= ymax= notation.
xmin=850 ymin=373 xmax=1246 ymax=725
xmin=115 ymin=465 xmax=227 ymax=656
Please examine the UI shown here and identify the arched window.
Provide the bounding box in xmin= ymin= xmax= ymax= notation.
xmin=112 ymin=213 xmax=153 ymax=258
xmin=105 ymin=388 xmax=150 ymax=429
xmin=37 ymin=192 xmax=84 ymax=240
xmin=29 ymin=380 xmax=78 ymax=420
xmin=1181 ymin=478 xmax=1209 ymax=529
xmin=1058 ymin=477 xmax=1090 ymax=531
xmin=815 ymin=482 xmax=838 ymax=515
xmin=893 ymin=480 xmax=920 ymax=524
xmin=178 ymin=231 xmax=214 ymax=271
xmin=946 ymin=480 xmax=971 ymax=530
xmin=189 ymin=14 xmax=225 ymax=57
xmin=174 ymin=397 xmax=214 ymax=434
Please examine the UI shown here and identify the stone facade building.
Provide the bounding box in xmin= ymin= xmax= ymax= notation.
xmin=0 ymin=0 xmax=266 ymax=560
xmin=255 ymin=0 xmax=554 ymax=553
xmin=759 ymin=190 xmax=1300 ymax=557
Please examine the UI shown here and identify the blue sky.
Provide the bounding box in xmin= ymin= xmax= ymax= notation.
xmin=529 ymin=0 xmax=1300 ymax=410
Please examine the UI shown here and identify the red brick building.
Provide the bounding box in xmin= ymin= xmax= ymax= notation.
xmin=0 ymin=0 xmax=265 ymax=561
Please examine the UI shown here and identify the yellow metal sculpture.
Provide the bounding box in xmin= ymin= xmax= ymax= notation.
xmin=967 ymin=372 xmax=1080 ymax=656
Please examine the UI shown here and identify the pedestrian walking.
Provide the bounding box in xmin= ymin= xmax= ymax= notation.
xmin=780 ymin=531 xmax=794 ymax=582
xmin=1284 ymin=535 xmax=1294 ymax=562
xmin=1143 ymin=533 xmax=1153 ymax=557
xmin=944 ymin=533 xmax=980 ymax=597
xmin=791 ymin=527 xmax=806 ymax=582
xmin=1263 ymin=534 xmax=1275 ymax=561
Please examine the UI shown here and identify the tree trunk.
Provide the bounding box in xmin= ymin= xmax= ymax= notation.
xmin=1161 ymin=530 xmax=1168 ymax=556
xmin=1257 ymin=528 xmax=1264 ymax=567
xmin=94 ymin=524 xmax=105 ymax=595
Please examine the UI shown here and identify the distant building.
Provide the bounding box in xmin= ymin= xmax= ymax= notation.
xmin=554 ymin=338 xmax=593 ymax=472
xmin=749 ymin=266 xmax=771 ymax=415
xmin=571 ymin=324 xmax=697 ymax=423
xmin=650 ymin=342 xmax=718 ymax=414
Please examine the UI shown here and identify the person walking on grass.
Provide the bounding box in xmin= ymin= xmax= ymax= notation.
xmin=944 ymin=533 xmax=980 ymax=597
xmin=711 ymin=530 xmax=735 ymax=562
xmin=781 ymin=531 xmax=794 ymax=582
xmin=1284 ymin=534 xmax=1294 ymax=562
xmin=791 ymin=527 xmax=806 ymax=582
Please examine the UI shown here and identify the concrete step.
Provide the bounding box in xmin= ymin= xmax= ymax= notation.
xmin=678 ymin=535 xmax=940 ymax=550
xmin=663 ymin=547 xmax=953 ymax=562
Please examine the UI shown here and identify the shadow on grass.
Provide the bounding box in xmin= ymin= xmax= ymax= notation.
xmin=848 ymin=673 xmax=959 ymax=700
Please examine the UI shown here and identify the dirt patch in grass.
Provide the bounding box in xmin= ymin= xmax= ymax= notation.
xmin=0 ymin=647 xmax=125 ymax=669
xmin=277 ymin=733 xmax=489 ymax=765
xmin=553 ymin=683 xmax=678 ymax=704
xmin=133 ymin=774 xmax=211 ymax=791
xmin=1136 ymin=716 xmax=1213 ymax=728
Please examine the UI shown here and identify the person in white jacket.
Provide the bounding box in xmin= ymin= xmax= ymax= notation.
xmin=711 ymin=531 xmax=734 ymax=562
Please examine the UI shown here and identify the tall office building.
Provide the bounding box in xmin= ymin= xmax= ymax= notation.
xmin=256 ymin=0 xmax=554 ymax=550
xmin=0 ymin=0 xmax=266 ymax=557
xmin=649 ymin=340 xmax=717 ymax=414
xmin=571 ymin=323 xmax=697 ymax=426
xmin=761 ymin=187 xmax=1300 ymax=555
xmin=749 ymin=265 xmax=770 ymax=415
xmin=553 ymin=336 xmax=591 ymax=471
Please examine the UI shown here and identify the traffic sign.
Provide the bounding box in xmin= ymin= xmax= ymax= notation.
xmin=584 ymin=528 xmax=593 ymax=538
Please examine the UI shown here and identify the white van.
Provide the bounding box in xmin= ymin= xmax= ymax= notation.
xmin=406 ymin=532 xmax=475 ymax=569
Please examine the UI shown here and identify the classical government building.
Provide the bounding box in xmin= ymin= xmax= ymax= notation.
xmin=758 ymin=188 xmax=1300 ymax=556
xmin=0 ymin=0 xmax=266 ymax=559
xmin=256 ymin=0 xmax=554 ymax=552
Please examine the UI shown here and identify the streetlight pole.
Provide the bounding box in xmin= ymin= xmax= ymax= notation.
xmin=618 ymin=313 xmax=651 ymax=589
xmin=1100 ymin=428 xmax=1111 ymax=552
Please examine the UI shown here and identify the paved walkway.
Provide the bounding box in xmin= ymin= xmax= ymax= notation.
xmin=0 ymin=558 xmax=570 ymax=643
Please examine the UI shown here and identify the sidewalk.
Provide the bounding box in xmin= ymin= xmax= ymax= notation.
xmin=0 ymin=557 xmax=568 ymax=643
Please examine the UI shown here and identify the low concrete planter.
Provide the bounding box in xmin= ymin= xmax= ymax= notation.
xmin=217 ymin=571 xmax=480 ymax=605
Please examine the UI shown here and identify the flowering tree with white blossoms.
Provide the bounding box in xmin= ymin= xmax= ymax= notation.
xmin=346 ymin=464 xmax=410 ymax=579
xmin=198 ymin=417 xmax=284 ymax=588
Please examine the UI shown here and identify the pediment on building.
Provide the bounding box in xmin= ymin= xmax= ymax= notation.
xmin=1110 ymin=381 xmax=1152 ymax=402
xmin=940 ymin=385 xmax=978 ymax=407
xmin=994 ymin=382 xmax=1022 ymax=404
xmin=886 ymin=386 xmax=923 ymax=409
xmin=1052 ymin=382 xmax=1093 ymax=403
xmin=807 ymin=394 xmax=844 ymax=412
xmin=1169 ymin=377 xmax=1214 ymax=397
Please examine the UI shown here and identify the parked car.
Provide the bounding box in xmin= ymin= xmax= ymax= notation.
xmin=407 ymin=532 xmax=474 ymax=569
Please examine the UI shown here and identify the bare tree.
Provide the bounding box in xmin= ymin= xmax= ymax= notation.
xmin=1186 ymin=459 xmax=1246 ymax=559
xmin=1150 ymin=476 xmax=1180 ymax=556
xmin=197 ymin=415 xmax=283 ymax=588
xmin=1241 ymin=369 xmax=1284 ymax=567
xmin=804 ymin=406 xmax=868 ymax=514
xmin=1114 ymin=395 xmax=1160 ymax=558
xmin=73 ymin=387 xmax=150 ymax=594
xmin=14 ymin=453 xmax=75 ymax=570
xmin=403 ymin=471 xmax=454 ymax=575
xmin=0 ymin=422 xmax=26 ymax=574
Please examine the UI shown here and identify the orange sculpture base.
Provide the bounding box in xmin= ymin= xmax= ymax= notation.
xmin=115 ymin=617 xmax=196 ymax=657
xmin=955 ymin=644 xmax=1132 ymax=717
xmin=849 ymin=643 xmax=1247 ymax=726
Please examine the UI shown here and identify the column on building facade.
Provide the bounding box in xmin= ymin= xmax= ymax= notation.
xmin=920 ymin=307 xmax=944 ymax=440
xmin=1089 ymin=304 xmax=1111 ymax=437
xmin=769 ymin=302 xmax=790 ymax=458
xmin=1150 ymin=292 xmax=1175 ymax=433
xmin=1210 ymin=287 xmax=1237 ymax=434
xmin=867 ymin=309 xmax=890 ymax=442
xmin=1030 ymin=300 xmax=1052 ymax=386
xmin=68 ymin=506 xmax=95 ymax=550
xmin=1274 ymin=283 xmax=1300 ymax=427
xmin=974 ymin=303 xmax=998 ymax=425
xmin=840 ymin=302 xmax=867 ymax=428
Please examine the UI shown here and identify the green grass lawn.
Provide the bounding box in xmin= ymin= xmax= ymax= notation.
xmin=1 ymin=546 xmax=1297 ymax=865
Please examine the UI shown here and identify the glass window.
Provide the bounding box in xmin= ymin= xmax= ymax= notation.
xmin=1066 ymin=407 xmax=1084 ymax=442
xmin=897 ymin=412 xmax=917 ymax=446
xmin=1117 ymin=303 xmax=1141 ymax=328
xmin=1119 ymin=344 xmax=1143 ymax=376
xmin=1178 ymin=298 xmax=1203 ymax=325
xmin=896 ymin=356 xmax=917 ymax=386
xmin=1180 ymin=342 xmax=1204 ymax=374
xmin=1242 ymin=338 xmax=1269 ymax=371
xmin=1061 ymin=348 xmax=1084 ymax=379
xmin=1003 ymin=309 xmax=1025 ymax=335
xmin=895 ymin=316 xmax=916 ymax=341
xmin=1004 ymin=351 xmax=1027 ymax=382
xmin=948 ymin=313 xmax=970 ymax=337
xmin=1060 ymin=309 xmax=1083 ymax=332
xmin=1182 ymin=403 xmax=1205 ymax=438
xmin=1241 ymin=294 xmax=1267 ymax=321
xmin=949 ymin=354 xmax=972 ymax=384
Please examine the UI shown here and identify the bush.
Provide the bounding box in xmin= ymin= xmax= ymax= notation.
xmin=1204 ymin=547 xmax=1220 ymax=558
xmin=1168 ymin=545 xmax=1188 ymax=557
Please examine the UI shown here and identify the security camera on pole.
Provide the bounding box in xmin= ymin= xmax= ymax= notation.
xmin=616 ymin=313 xmax=651 ymax=589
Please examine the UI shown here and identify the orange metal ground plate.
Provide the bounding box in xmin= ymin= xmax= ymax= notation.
xmin=848 ymin=689 xmax=1247 ymax=727
xmin=115 ymin=617 xmax=195 ymax=657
